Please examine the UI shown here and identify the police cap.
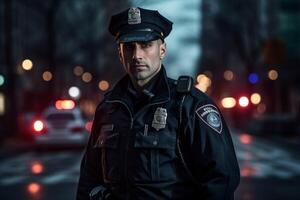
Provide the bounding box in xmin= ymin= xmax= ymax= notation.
xmin=108 ymin=7 xmax=173 ymax=43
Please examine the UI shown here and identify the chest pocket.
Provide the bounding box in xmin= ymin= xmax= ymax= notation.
xmin=132 ymin=124 xmax=177 ymax=182
xmin=95 ymin=124 xmax=120 ymax=182
xmin=134 ymin=127 xmax=176 ymax=149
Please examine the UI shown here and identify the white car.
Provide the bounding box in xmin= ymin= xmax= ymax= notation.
xmin=32 ymin=101 xmax=89 ymax=146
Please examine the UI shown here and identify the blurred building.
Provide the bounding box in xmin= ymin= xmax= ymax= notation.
xmin=199 ymin=0 xmax=300 ymax=129
xmin=0 ymin=0 xmax=129 ymax=138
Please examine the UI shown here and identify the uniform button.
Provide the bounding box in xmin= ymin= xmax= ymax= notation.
xmin=153 ymin=140 xmax=158 ymax=146
xmin=100 ymin=140 xmax=104 ymax=145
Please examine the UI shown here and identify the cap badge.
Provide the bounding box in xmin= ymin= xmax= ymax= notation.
xmin=128 ymin=7 xmax=141 ymax=25
xmin=152 ymin=107 xmax=167 ymax=131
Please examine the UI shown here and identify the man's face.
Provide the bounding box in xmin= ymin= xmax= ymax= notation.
xmin=118 ymin=39 xmax=166 ymax=86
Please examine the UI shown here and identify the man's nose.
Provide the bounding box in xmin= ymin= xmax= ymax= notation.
xmin=132 ymin=44 xmax=143 ymax=59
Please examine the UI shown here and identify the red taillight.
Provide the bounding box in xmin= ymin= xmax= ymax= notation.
xmin=55 ymin=100 xmax=75 ymax=110
xmin=71 ymin=126 xmax=83 ymax=133
xmin=85 ymin=121 xmax=93 ymax=133
xmin=33 ymin=120 xmax=47 ymax=135
xmin=33 ymin=120 xmax=44 ymax=132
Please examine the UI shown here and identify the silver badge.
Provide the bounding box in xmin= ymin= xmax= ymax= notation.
xmin=152 ymin=107 xmax=167 ymax=131
xmin=128 ymin=7 xmax=141 ymax=24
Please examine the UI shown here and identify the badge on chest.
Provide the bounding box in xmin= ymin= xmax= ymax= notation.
xmin=152 ymin=107 xmax=167 ymax=131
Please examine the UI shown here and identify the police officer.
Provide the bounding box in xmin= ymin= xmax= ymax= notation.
xmin=77 ymin=7 xmax=240 ymax=200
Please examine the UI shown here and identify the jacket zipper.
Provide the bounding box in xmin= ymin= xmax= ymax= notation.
xmin=106 ymin=99 xmax=169 ymax=199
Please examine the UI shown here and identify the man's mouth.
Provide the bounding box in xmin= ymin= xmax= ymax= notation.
xmin=133 ymin=64 xmax=147 ymax=70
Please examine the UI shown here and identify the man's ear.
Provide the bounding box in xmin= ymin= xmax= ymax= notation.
xmin=160 ymin=42 xmax=166 ymax=60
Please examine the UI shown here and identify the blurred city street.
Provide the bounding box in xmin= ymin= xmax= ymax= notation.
xmin=1 ymin=0 xmax=300 ymax=199
xmin=1 ymin=131 xmax=300 ymax=200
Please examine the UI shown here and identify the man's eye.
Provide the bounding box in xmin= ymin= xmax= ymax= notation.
xmin=141 ymin=42 xmax=152 ymax=48
xmin=124 ymin=45 xmax=134 ymax=50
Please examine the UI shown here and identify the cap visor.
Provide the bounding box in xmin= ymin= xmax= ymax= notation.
xmin=117 ymin=31 xmax=161 ymax=43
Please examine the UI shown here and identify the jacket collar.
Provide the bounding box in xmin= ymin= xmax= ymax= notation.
xmin=106 ymin=66 xmax=170 ymax=104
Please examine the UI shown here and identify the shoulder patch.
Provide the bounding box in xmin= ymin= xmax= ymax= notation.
xmin=196 ymin=104 xmax=223 ymax=134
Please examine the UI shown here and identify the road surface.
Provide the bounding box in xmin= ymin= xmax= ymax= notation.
xmin=1 ymin=132 xmax=300 ymax=199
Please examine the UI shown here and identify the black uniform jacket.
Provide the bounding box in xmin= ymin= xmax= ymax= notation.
xmin=76 ymin=67 xmax=240 ymax=200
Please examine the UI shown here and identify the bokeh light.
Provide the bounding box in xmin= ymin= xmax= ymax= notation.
xmin=98 ymin=80 xmax=110 ymax=91
xmin=55 ymin=100 xmax=75 ymax=110
xmin=196 ymin=74 xmax=211 ymax=93
xmin=82 ymin=72 xmax=92 ymax=83
xmin=241 ymin=166 xmax=256 ymax=177
xmin=248 ymin=73 xmax=259 ymax=84
xmin=239 ymin=133 xmax=253 ymax=145
xmin=33 ymin=120 xmax=44 ymax=132
xmin=42 ymin=71 xmax=52 ymax=81
xmin=257 ymin=103 xmax=266 ymax=114
xmin=224 ymin=70 xmax=234 ymax=81
xmin=68 ymin=86 xmax=81 ymax=99
xmin=73 ymin=66 xmax=84 ymax=76
xmin=85 ymin=121 xmax=93 ymax=132
xmin=221 ymin=97 xmax=236 ymax=108
xmin=27 ymin=182 xmax=41 ymax=195
xmin=250 ymin=93 xmax=261 ymax=105
xmin=0 ymin=75 xmax=4 ymax=86
xmin=22 ymin=59 xmax=33 ymax=71
xmin=268 ymin=69 xmax=278 ymax=80
xmin=31 ymin=161 xmax=44 ymax=174
xmin=238 ymin=96 xmax=249 ymax=107
xmin=0 ymin=93 xmax=4 ymax=115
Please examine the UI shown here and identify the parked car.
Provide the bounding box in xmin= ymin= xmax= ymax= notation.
xmin=32 ymin=100 xmax=89 ymax=147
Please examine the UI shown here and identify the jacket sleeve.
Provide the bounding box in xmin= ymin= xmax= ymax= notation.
xmin=187 ymin=101 xmax=240 ymax=199
xmin=76 ymin=105 xmax=105 ymax=200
